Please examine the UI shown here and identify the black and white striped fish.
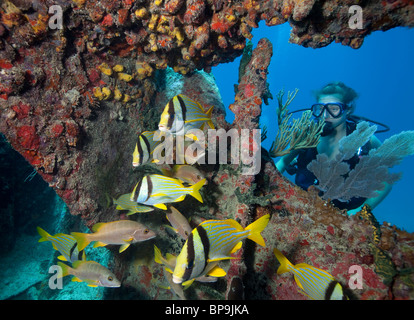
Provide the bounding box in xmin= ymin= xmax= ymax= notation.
xmin=132 ymin=130 xmax=163 ymax=167
xmin=130 ymin=174 xmax=206 ymax=210
xmin=172 ymin=214 xmax=270 ymax=285
xmin=273 ymin=248 xmax=349 ymax=300
xmin=158 ymin=94 xmax=214 ymax=137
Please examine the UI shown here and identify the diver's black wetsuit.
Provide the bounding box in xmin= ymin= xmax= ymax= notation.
xmin=290 ymin=121 xmax=371 ymax=210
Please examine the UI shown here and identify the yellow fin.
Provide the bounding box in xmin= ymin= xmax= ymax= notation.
xmin=245 ymin=214 xmax=270 ymax=247
xmin=57 ymin=261 xmax=70 ymax=277
xmin=165 ymin=267 xmax=174 ymax=274
xmin=92 ymin=222 xmax=106 ymax=232
xmin=72 ymin=277 xmax=82 ymax=283
xmin=189 ymin=178 xmax=205 ymax=203
xmin=154 ymin=245 xmax=163 ymax=264
xmin=205 ymin=106 xmax=215 ymax=129
xmin=153 ymin=203 xmax=167 ymax=210
xmin=71 ymin=232 xmax=91 ymax=251
xmin=119 ymin=243 xmax=130 ymax=253
xmin=273 ymin=248 xmax=294 ymax=275
xmin=207 ymin=266 xmax=227 ymax=278
xmin=36 ymin=226 xmax=50 ymax=242
xmin=93 ymin=241 xmax=107 ymax=248
xmin=230 ymin=241 xmax=243 ymax=254
xmin=182 ymin=279 xmax=195 ymax=287
xmin=57 ymin=255 xmax=68 ymax=261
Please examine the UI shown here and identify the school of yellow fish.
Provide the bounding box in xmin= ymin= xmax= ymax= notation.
xmin=37 ymin=94 xmax=349 ymax=299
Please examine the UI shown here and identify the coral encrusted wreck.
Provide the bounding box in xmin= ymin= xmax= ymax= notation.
xmin=1 ymin=0 xmax=414 ymax=300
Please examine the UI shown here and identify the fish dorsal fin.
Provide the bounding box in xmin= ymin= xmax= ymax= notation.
xmin=207 ymin=266 xmax=227 ymax=277
xmin=93 ymin=241 xmax=107 ymax=248
xmin=92 ymin=222 xmax=106 ymax=232
xmin=225 ymin=219 xmax=244 ymax=231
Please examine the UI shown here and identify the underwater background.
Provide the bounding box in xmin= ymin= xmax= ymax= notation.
xmin=1 ymin=17 xmax=413 ymax=300
xmin=214 ymin=23 xmax=414 ymax=233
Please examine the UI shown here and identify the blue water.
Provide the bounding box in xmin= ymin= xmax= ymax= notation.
xmin=213 ymin=23 xmax=414 ymax=232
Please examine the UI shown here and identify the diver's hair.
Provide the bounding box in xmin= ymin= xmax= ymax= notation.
xmin=313 ymin=81 xmax=358 ymax=114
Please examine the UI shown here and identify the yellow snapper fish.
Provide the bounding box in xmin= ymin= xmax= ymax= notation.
xmin=58 ymin=260 xmax=121 ymax=288
xmin=158 ymin=94 xmax=214 ymax=138
xmin=71 ymin=220 xmax=156 ymax=253
xmin=172 ymin=214 xmax=271 ymax=285
xmin=162 ymin=165 xmax=207 ymax=186
xmin=273 ymin=248 xmax=348 ymax=300
xmin=113 ymin=193 xmax=154 ymax=216
xmin=164 ymin=206 xmax=193 ymax=239
xmin=37 ymin=227 xmax=86 ymax=263
xmin=132 ymin=130 xmax=164 ymax=167
xmin=130 ymin=174 xmax=206 ymax=210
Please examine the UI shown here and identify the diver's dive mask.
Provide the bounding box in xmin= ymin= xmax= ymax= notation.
xmin=311 ymin=102 xmax=348 ymax=119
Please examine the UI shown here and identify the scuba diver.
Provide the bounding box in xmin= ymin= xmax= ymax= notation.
xmin=276 ymin=81 xmax=392 ymax=214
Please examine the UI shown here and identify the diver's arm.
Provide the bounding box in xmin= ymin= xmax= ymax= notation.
xmin=275 ymin=149 xmax=301 ymax=173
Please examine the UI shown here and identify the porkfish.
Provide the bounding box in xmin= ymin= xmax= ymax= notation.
xmin=132 ymin=130 xmax=164 ymax=167
xmin=58 ymin=260 xmax=121 ymax=288
xmin=71 ymin=220 xmax=156 ymax=253
xmin=158 ymin=94 xmax=214 ymax=137
xmin=273 ymin=248 xmax=348 ymax=300
xmin=37 ymin=227 xmax=86 ymax=263
xmin=113 ymin=193 xmax=154 ymax=216
xmin=172 ymin=214 xmax=270 ymax=285
xmin=130 ymin=174 xmax=206 ymax=210
xmin=154 ymin=245 xmax=217 ymax=300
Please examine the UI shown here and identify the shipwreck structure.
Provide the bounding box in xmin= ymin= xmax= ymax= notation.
xmin=1 ymin=0 xmax=414 ymax=299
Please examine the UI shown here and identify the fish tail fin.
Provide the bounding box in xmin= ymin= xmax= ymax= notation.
xmin=245 ymin=214 xmax=270 ymax=247
xmin=71 ymin=232 xmax=91 ymax=251
xmin=205 ymin=106 xmax=215 ymax=129
xmin=36 ymin=226 xmax=51 ymax=242
xmin=154 ymin=245 xmax=163 ymax=265
xmin=273 ymin=248 xmax=294 ymax=275
xmin=57 ymin=261 xmax=71 ymax=278
xmin=189 ymin=178 xmax=206 ymax=203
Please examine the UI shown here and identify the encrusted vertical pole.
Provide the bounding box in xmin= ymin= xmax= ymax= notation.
xmin=226 ymin=38 xmax=273 ymax=298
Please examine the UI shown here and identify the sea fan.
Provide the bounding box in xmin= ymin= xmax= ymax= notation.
xmin=307 ymin=122 xmax=414 ymax=202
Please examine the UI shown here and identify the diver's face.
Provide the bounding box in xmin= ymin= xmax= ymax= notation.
xmin=318 ymin=95 xmax=349 ymax=136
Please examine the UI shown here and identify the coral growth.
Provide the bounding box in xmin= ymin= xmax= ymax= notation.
xmin=0 ymin=0 xmax=414 ymax=301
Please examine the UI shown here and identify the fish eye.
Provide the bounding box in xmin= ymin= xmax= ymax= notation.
xmin=187 ymin=260 xmax=194 ymax=269
xmin=108 ymin=276 xmax=113 ymax=281
xmin=196 ymin=175 xmax=201 ymax=179
xmin=144 ymin=229 xmax=149 ymax=234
